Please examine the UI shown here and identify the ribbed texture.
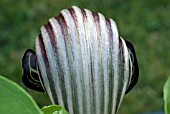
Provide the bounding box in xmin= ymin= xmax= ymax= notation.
xmin=36 ymin=6 xmax=132 ymax=114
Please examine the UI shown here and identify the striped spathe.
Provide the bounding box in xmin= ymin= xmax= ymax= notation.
xmin=22 ymin=6 xmax=139 ymax=114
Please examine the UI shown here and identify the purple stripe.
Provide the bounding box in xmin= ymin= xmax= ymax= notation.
xmin=68 ymin=8 xmax=84 ymax=114
xmin=68 ymin=8 xmax=78 ymax=28
xmin=115 ymin=37 xmax=125 ymax=112
xmin=81 ymin=9 xmax=95 ymax=114
xmin=106 ymin=19 xmax=114 ymax=114
xmin=38 ymin=35 xmax=59 ymax=104
xmin=93 ymin=12 xmax=105 ymax=114
xmin=55 ymin=13 xmax=74 ymax=110
xmin=44 ymin=22 xmax=57 ymax=48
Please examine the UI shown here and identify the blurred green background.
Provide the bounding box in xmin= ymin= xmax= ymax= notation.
xmin=0 ymin=0 xmax=170 ymax=114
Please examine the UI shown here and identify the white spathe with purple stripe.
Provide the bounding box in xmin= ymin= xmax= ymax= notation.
xmin=35 ymin=6 xmax=134 ymax=114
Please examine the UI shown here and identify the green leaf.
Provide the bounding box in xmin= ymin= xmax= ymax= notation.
xmin=41 ymin=105 xmax=69 ymax=114
xmin=164 ymin=76 xmax=170 ymax=114
xmin=0 ymin=75 xmax=42 ymax=114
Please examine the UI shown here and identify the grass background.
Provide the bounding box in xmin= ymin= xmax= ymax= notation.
xmin=0 ymin=0 xmax=170 ymax=113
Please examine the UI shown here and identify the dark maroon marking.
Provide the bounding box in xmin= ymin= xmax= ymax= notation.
xmin=125 ymin=40 xmax=139 ymax=94
xmin=58 ymin=11 xmax=79 ymax=114
xmin=106 ymin=19 xmax=114 ymax=49
xmin=81 ymin=9 xmax=88 ymax=44
xmin=38 ymin=35 xmax=46 ymax=58
xmin=55 ymin=13 xmax=68 ymax=32
xmin=38 ymin=35 xmax=50 ymax=79
xmin=54 ymin=13 xmax=71 ymax=110
xmin=92 ymin=12 xmax=101 ymax=42
xmin=56 ymin=13 xmax=71 ymax=60
xmin=68 ymin=8 xmax=80 ymax=49
xmin=106 ymin=18 xmax=113 ymax=54
xmin=68 ymin=8 xmax=78 ymax=28
xmin=44 ymin=21 xmax=61 ymax=71
xmin=92 ymin=12 xmax=100 ymax=23
xmin=38 ymin=35 xmax=59 ymax=104
xmin=106 ymin=18 xmax=114 ymax=114
xmin=81 ymin=9 xmax=95 ymax=114
xmin=58 ymin=13 xmax=75 ymax=60
xmin=55 ymin=13 xmax=70 ymax=58
xmin=44 ymin=22 xmax=57 ymax=49
xmin=55 ymin=13 xmax=69 ymax=45
xmin=92 ymin=12 xmax=105 ymax=113
xmin=81 ymin=9 xmax=87 ymax=21
xmin=115 ymin=37 xmax=125 ymax=111
xmin=118 ymin=36 xmax=124 ymax=58
xmin=69 ymin=8 xmax=85 ymax=113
